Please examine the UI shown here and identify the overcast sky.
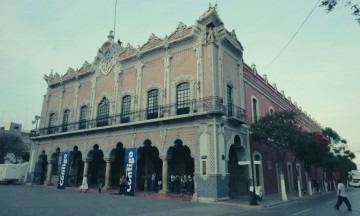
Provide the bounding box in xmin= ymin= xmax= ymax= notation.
xmin=1 ymin=0 xmax=359 ymax=151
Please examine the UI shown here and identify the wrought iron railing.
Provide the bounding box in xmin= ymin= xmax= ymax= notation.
xmin=31 ymin=96 xmax=246 ymax=137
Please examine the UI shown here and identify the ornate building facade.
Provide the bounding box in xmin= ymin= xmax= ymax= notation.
xmin=29 ymin=6 xmax=322 ymax=202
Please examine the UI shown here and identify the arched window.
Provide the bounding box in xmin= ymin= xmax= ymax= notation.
xmin=79 ymin=106 xmax=89 ymax=129
xmin=252 ymin=98 xmax=258 ymax=123
xmin=121 ymin=95 xmax=131 ymax=123
xmin=48 ymin=113 xmax=57 ymax=134
xmin=97 ymin=97 xmax=110 ymax=127
xmin=269 ymin=107 xmax=274 ymax=115
xmin=227 ymin=85 xmax=233 ymax=116
xmin=62 ymin=110 xmax=70 ymax=132
xmin=176 ymin=82 xmax=190 ymax=115
xmin=147 ymin=89 xmax=158 ymax=119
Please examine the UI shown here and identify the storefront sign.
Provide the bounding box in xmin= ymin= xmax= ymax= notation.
xmin=58 ymin=151 xmax=70 ymax=189
xmin=125 ymin=148 xmax=137 ymax=196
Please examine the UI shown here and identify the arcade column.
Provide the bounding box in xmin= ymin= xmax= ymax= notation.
xmin=104 ymin=158 xmax=111 ymax=190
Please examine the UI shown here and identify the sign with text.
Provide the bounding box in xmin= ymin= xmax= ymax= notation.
xmin=124 ymin=148 xmax=137 ymax=196
xmin=57 ymin=151 xmax=70 ymax=189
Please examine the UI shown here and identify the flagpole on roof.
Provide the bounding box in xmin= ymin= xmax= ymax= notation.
xmin=114 ymin=0 xmax=118 ymax=39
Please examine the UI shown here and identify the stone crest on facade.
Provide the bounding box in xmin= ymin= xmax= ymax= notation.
xmin=99 ymin=49 xmax=116 ymax=76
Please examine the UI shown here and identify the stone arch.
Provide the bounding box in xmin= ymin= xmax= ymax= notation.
xmin=228 ymin=135 xmax=249 ymax=198
xmin=165 ymin=135 xmax=194 ymax=156
xmin=109 ymin=141 xmax=126 ymax=186
xmin=166 ymin=138 xmax=194 ymax=194
xmin=35 ymin=150 xmax=48 ymax=184
xmin=50 ymin=147 xmax=61 ymax=176
xmin=86 ymin=144 xmax=105 ymax=185
xmin=136 ymin=139 xmax=162 ymax=191
xmin=253 ymin=151 xmax=265 ymax=195
xmin=68 ymin=145 xmax=83 ymax=185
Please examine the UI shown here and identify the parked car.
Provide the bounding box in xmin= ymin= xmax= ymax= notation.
xmin=349 ymin=179 xmax=360 ymax=187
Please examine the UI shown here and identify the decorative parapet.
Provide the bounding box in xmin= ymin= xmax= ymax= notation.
xmin=43 ymin=61 xmax=94 ymax=87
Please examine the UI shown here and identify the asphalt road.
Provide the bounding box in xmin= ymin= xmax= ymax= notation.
xmin=226 ymin=187 xmax=360 ymax=216
xmin=0 ymin=184 xmax=251 ymax=216
xmin=0 ymin=184 xmax=359 ymax=216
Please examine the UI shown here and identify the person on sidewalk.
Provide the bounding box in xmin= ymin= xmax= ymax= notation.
xmin=98 ymin=179 xmax=103 ymax=193
xmin=80 ymin=175 xmax=89 ymax=193
xmin=119 ymin=175 xmax=125 ymax=195
xmin=334 ymin=178 xmax=352 ymax=212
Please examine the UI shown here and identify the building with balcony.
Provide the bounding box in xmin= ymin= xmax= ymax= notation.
xmin=29 ymin=6 xmax=323 ymax=202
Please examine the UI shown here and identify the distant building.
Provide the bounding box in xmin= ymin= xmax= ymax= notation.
xmin=0 ymin=122 xmax=22 ymax=132
xmin=0 ymin=122 xmax=31 ymax=163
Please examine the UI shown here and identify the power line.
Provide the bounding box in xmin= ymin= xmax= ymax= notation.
xmin=263 ymin=0 xmax=321 ymax=72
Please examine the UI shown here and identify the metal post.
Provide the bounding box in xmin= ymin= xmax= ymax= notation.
xmin=250 ymin=157 xmax=258 ymax=205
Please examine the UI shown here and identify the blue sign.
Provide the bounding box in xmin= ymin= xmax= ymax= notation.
xmin=124 ymin=148 xmax=137 ymax=196
xmin=57 ymin=151 xmax=70 ymax=189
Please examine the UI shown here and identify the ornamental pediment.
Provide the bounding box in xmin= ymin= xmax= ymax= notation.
xmin=62 ymin=67 xmax=76 ymax=81
xmin=168 ymin=22 xmax=193 ymax=42
xmin=140 ymin=33 xmax=164 ymax=52
xmin=43 ymin=61 xmax=94 ymax=86
xmin=197 ymin=5 xmax=223 ymax=27
xmin=119 ymin=43 xmax=137 ymax=59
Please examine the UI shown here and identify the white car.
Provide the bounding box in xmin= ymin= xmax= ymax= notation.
xmin=349 ymin=179 xmax=360 ymax=187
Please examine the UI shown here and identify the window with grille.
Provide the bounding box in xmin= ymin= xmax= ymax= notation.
xmin=79 ymin=106 xmax=88 ymax=129
xmin=176 ymin=82 xmax=190 ymax=115
xmin=227 ymin=85 xmax=233 ymax=116
xmin=48 ymin=113 xmax=56 ymax=134
xmin=62 ymin=110 xmax=70 ymax=132
xmin=97 ymin=97 xmax=110 ymax=127
xmin=121 ymin=95 xmax=131 ymax=123
xmin=147 ymin=89 xmax=158 ymax=119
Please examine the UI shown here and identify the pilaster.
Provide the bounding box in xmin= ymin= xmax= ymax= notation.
xmin=104 ymin=158 xmax=111 ymax=189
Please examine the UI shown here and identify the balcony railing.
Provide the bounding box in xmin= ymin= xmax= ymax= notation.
xmin=31 ymin=96 xmax=246 ymax=137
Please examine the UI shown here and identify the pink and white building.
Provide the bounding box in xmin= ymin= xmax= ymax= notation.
xmin=29 ymin=6 xmax=323 ymax=202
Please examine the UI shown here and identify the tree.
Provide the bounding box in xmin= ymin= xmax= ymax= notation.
xmin=321 ymin=0 xmax=360 ymax=24
xmin=251 ymin=110 xmax=302 ymax=200
xmin=321 ymin=127 xmax=357 ymax=188
xmin=0 ymin=131 xmax=27 ymax=164
xmin=294 ymin=132 xmax=329 ymax=175
xmin=292 ymin=131 xmax=330 ymax=195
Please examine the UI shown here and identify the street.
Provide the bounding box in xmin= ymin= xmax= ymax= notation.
xmin=0 ymin=184 xmax=359 ymax=216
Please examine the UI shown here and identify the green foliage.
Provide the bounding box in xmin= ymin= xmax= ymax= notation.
xmin=0 ymin=131 xmax=27 ymax=164
xmin=250 ymin=110 xmax=302 ymax=172
xmin=321 ymin=0 xmax=360 ymax=24
xmin=293 ymin=131 xmax=330 ymax=173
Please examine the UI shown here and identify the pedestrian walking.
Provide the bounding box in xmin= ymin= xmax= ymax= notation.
xmin=151 ymin=172 xmax=157 ymax=192
xmin=80 ymin=175 xmax=89 ymax=193
xmin=334 ymin=178 xmax=352 ymax=212
xmin=98 ymin=179 xmax=103 ymax=193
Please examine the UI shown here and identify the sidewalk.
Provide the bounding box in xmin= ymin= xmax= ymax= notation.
xmin=217 ymin=191 xmax=329 ymax=208
xmin=37 ymin=184 xmax=192 ymax=201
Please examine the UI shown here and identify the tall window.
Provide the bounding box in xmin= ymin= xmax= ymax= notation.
xmin=252 ymin=98 xmax=258 ymax=123
xmin=121 ymin=95 xmax=131 ymax=123
xmin=48 ymin=113 xmax=57 ymax=134
xmin=62 ymin=110 xmax=70 ymax=132
xmin=147 ymin=89 xmax=159 ymax=119
xmin=227 ymin=85 xmax=233 ymax=116
xmin=176 ymin=82 xmax=190 ymax=115
xmin=97 ymin=97 xmax=110 ymax=127
xmin=79 ymin=106 xmax=89 ymax=129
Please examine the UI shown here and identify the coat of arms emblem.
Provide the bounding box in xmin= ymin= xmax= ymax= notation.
xmin=99 ymin=49 xmax=116 ymax=75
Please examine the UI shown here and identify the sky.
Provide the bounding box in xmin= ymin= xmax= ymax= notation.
xmin=1 ymin=0 xmax=359 ymax=151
